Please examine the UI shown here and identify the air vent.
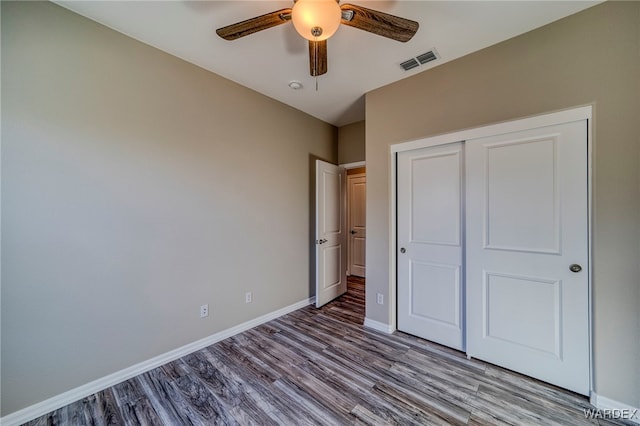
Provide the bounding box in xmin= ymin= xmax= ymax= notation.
xmin=400 ymin=58 xmax=420 ymax=71
xmin=400 ymin=49 xmax=439 ymax=71
xmin=417 ymin=51 xmax=437 ymax=65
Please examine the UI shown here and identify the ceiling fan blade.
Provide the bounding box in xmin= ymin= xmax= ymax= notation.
xmin=309 ymin=40 xmax=328 ymax=77
xmin=216 ymin=8 xmax=292 ymax=41
xmin=340 ymin=4 xmax=418 ymax=42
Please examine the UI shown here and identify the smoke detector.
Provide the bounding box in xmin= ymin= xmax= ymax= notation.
xmin=288 ymin=81 xmax=303 ymax=90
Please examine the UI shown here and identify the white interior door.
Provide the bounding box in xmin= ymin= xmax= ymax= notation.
xmin=315 ymin=160 xmax=347 ymax=308
xmin=397 ymin=143 xmax=464 ymax=350
xmin=347 ymin=173 xmax=366 ymax=277
xmin=465 ymin=120 xmax=589 ymax=395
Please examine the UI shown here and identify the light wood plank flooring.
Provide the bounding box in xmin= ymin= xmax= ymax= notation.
xmin=26 ymin=277 xmax=630 ymax=425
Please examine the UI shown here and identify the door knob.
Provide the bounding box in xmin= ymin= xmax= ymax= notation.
xmin=400 ymin=247 xmax=406 ymax=254
xmin=350 ymin=230 xmax=357 ymax=234
xmin=569 ymin=264 xmax=582 ymax=273
xmin=317 ymin=238 xmax=328 ymax=244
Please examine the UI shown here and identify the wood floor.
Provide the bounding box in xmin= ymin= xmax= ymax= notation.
xmin=26 ymin=276 xmax=629 ymax=425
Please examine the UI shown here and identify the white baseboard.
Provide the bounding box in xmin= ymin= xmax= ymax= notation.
xmin=363 ymin=317 xmax=395 ymax=334
xmin=590 ymin=393 xmax=640 ymax=424
xmin=0 ymin=296 xmax=315 ymax=426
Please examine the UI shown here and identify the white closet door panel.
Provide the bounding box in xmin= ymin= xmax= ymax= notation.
xmin=409 ymin=153 xmax=461 ymax=246
xmin=484 ymin=138 xmax=559 ymax=253
xmin=484 ymin=272 xmax=561 ymax=356
xmin=466 ymin=120 xmax=589 ymax=395
xmin=398 ymin=143 xmax=464 ymax=350
xmin=410 ymin=261 xmax=461 ymax=327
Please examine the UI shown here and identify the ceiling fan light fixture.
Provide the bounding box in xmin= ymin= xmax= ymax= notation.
xmin=292 ymin=0 xmax=341 ymax=41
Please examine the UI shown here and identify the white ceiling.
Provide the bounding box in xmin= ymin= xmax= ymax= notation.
xmin=55 ymin=1 xmax=600 ymax=127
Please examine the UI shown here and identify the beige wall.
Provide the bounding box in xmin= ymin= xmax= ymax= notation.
xmin=1 ymin=1 xmax=336 ymax=415
xmin=338 ymin=120 xmax=365 ymax=164
xmin=366 ymin=1 xmax=639 ymax=408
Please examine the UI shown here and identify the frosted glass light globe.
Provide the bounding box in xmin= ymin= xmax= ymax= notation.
xmin=292 ymin=0 xmax=342 ymax=41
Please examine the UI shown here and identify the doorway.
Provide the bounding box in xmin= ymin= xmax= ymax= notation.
xmin=314 ymin=161 xmax=366 ymax=308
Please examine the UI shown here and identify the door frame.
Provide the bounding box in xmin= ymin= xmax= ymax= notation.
xmin=389 ymin=105 xmax=593 ymax=391
xmin=341 ymin=161 xmax=366 ymax=170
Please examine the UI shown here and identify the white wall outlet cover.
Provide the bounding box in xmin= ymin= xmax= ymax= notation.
xmin=200 ymin=304 xmax=209 ymax=318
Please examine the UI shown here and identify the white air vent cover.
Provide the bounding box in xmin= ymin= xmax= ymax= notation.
xmin=400 ymin=49 xmax=439 ymax=71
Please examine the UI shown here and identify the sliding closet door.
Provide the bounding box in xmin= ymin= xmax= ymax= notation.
xmin=465 ymin=120 xmax=589 ymax=395
xmin=397 ymin=143 xmax=464 ymax=350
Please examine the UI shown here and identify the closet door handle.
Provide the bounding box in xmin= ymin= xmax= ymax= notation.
xmin=400 ymin=247 xmax=406 ymax=254
xmin=569 ymin=264 xmax=582 ymax=273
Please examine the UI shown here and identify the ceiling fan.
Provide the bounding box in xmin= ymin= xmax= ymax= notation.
xmin=216 ymin=0 xmax=419 ymax=77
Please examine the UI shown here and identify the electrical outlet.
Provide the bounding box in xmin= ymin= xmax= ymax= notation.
xmin=200 ymin=304 xmax=209 ymax=318
xmin=245 ymin=292 xmax=252 ymax=304
xmin=376 ymin=293 xmax=384 ymax=305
